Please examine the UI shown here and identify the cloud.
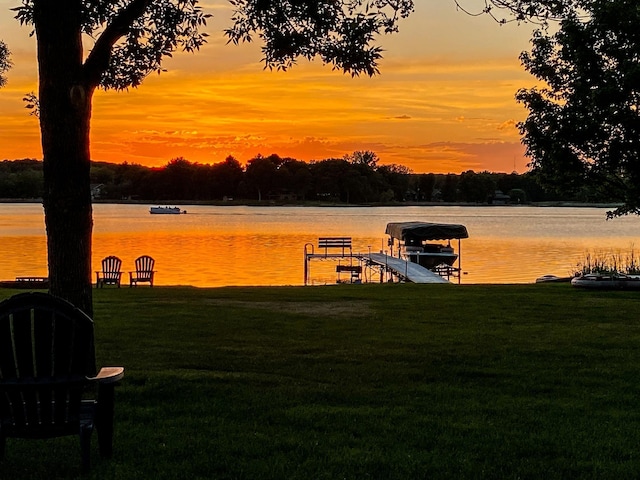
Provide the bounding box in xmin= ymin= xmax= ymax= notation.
xmin=497 ymin=119 xmax=517 ymax=131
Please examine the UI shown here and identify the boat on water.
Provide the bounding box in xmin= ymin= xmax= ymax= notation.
xmin=571 ymin=273 xmax=640 ymax=290
xmin=149 ymin=206 xmax=187 ymax=214
xmin=385 ymin=221 xmax=469 ymax=282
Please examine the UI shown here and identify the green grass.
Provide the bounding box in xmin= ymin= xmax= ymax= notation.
xmin=2 ymin=284 xmax=640 ymax=479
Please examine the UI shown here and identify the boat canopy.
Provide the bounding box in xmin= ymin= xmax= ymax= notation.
xmin=385 ymin=222 xmax=469 ymax=241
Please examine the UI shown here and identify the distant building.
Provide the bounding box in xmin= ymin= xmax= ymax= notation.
xmin=90 ymin=184 xmax=104 ymax=200
xmin=488 ymin=190 xmax=510 ymax=205
xmin=268 ymin=191 xmax=297 ymax=201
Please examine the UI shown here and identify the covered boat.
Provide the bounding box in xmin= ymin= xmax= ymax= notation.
xmin=385 ymin=221 xmax=468 ymax=271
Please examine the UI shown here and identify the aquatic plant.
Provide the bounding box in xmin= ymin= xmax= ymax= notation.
xmin=575 ymin=246 xmax=640 ymax=275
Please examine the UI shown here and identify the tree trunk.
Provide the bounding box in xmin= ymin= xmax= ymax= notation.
xmin=35 ymin=0 xmax=94 ymax=316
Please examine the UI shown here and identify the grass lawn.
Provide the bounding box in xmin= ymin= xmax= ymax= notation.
xmin=1 ymin=283 xmax=640 ymax=479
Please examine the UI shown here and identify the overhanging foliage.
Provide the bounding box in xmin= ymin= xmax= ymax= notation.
xmin=516 ymin=0 xmax=640 ymax=217
xmin=0 ymin=40 xmax=10 ymax=87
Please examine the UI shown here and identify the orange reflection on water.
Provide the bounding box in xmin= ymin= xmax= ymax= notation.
xmin=2 ymin=204 xmax=640 ymax=286
xmin=462 ymin=237 xmax=586 ymax=283
xmin=1 ymin=236 xmax=48 ymax=279
xmin=92 ymin=231 xmax=314 ymax=286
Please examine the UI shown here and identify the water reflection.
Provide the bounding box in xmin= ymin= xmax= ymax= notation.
xmin=1 ymin=203 xmax=638 ymax=286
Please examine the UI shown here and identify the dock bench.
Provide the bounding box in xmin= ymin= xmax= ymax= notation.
xmin=318 ymin=237 xmax=352 ymax=257
xmin=303 ymin=237 xmax=355 ymax=285
xmin=15 ymin=276 xmax=48 ymax=284
xmin=8 ymin=276 xmax=50 ymax=289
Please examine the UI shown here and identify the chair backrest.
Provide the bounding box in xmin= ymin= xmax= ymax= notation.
xmin=102 ymin=256 xmax=122 ymax=280
xmin=135 ymin=255 xmax=155 ymax=273
xmin=0 ymin=293 xmax=96 ymax=436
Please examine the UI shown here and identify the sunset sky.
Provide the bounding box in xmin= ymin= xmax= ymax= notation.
xmin=0 ymin=1 xmax=539 ymax=174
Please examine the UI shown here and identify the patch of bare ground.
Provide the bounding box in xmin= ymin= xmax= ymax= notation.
xmin=202 ymin=299 xmax=373 ymax=318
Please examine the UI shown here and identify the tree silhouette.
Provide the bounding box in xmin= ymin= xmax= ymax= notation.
xmin=516 ymin=0 xmax=640 ymax=217
xmin=245 ymin=154 xmax=281 ymax=201
xmin=210 ymin=156 xmax=244 ymax=200
xmin=454 ymin=0 xmax=576 ymax=24
xmin=10 ymin=0 xmax=415 ymax=314
xmin=0 ymin=40 xmax=10 ymax=88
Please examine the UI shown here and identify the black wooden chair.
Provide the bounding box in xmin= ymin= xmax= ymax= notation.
xmin=0 ymin=292 xmax=124 ymax=472
xmin=129 ymin=255 xmax=156 ymax=287
xmin=95 ymin=255 xmax=123 ymax=288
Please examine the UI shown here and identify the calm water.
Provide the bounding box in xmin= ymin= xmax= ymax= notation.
xmin=1 ymin=203 xmax=639 ymax=286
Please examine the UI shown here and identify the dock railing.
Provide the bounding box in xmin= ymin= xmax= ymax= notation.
xmin=305 ymin=237 xmax=354 ymax=285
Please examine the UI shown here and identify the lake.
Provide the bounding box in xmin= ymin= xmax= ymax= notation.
xmin=1 ymin=203 xmax=639 ymax=286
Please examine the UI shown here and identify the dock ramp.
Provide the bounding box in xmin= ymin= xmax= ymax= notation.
xmin=365 ymin=253 xmax=450 ymax=284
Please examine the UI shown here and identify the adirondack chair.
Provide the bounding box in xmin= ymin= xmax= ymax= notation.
xmin=129 ymin=255 xmax=156 ymax=287
xmin=0 ymin=292 xmax=124 ymax=471
xmin=95 ymin=256 xmax=122 ymax=288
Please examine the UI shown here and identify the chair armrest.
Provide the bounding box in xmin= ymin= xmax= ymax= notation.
xmin=89 ymin=366 xmax=125 ymax=384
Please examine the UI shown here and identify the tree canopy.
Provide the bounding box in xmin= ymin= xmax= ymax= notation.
xmin=13 ymin=0 xmax=212 ymax=91
xmin=225 ymin=0 xmax=415 ymax=76
xmin=0 ymin=155 xmax=562 ymax=206
xmin=0 ymin=40 xmax=10 ymax=88
xmin=454 ymin=0 xmax=581 ymax=24
xmin=516 ymin=0 xmax=640 ymax=217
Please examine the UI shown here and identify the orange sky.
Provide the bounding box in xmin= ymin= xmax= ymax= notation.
xmin=0 ymin=1 xmax=538 ymax=174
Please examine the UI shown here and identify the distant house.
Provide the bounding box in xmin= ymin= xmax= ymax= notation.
xmin=488 ymin=190 xmax=510 ymax=205
xmin=90 ymin=183 xmax=104 ymax=200
xmin=268 ymin=191 xmax=297 ymax=202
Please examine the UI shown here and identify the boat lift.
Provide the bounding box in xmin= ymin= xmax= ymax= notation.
xmin=385 ymin=221 xmax=469 ymax=284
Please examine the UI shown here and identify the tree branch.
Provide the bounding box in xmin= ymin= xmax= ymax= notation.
xmin=83 ymin=0 xmax=152 ymax=88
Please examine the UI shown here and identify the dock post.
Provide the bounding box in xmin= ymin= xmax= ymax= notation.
xmin=303 ymin=243 xmax=314 ymax=285
xmin=458 ymin=238 xmax=462 ymax=284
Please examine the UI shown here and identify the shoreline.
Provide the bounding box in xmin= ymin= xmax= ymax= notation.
xmin=0 ymin=198 xmax=624 ymax=209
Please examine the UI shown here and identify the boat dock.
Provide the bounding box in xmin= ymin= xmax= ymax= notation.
xmin=304 ymin=223 xmax=468 ymax=285
xmin=304 ymin=237 xmax=454 ymax=285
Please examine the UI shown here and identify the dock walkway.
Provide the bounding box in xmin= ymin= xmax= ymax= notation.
xmin=364 ymin=253 xmax=450 ymax=284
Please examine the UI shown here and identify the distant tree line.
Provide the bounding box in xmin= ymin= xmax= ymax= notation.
xmin=0 ymin=151 xmax=620 ymax=205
